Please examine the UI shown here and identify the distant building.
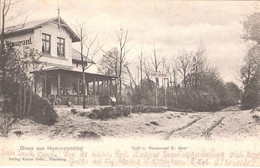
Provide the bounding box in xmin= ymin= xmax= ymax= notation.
xmin=4 ymin=16 xmax=116 ymax=105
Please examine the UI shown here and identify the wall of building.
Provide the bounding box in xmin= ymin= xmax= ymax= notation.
xmin=34 ymin=22 xmax=73 ymax=67
xmin=7 ymin=22 xmax=74 ymax=67
xmin=6 ymin=32 xmax=34 ymax=50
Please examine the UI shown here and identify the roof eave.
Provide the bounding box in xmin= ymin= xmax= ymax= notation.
xmin=59 ymin=18 xmax=80 ymax=42
xmin=72 ymin=59 xmax=95 ymax=64
xmin=4 ymin=28 xmax=35 ymax=38
xmin=71 ymin=36 xmax=81 ymax=42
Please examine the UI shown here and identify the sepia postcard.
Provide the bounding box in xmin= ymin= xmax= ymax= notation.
xmin=0 ymin=0 xmax=259 ymax=167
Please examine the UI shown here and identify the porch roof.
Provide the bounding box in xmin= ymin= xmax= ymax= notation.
xmin=33 ymin=66 xmax=117 ymax=80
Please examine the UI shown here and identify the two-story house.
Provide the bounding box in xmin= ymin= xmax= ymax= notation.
xmin=4 ymin=16 xmax=116 ymax=105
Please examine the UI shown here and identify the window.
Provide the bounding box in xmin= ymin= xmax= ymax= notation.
xmin=57 ymin=37 xmax=65 ymax=57
xmin=42 ymin=33 xmax=51 ymax=54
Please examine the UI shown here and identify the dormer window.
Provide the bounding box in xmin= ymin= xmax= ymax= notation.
xmin=57 ymin=37 xmax=65 ymax=57
xmin=42 ymin=33 xmax=51 ymax=54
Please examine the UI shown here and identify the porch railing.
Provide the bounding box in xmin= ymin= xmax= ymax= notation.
xmin=47 ymin=94 xmax=112 ymax=106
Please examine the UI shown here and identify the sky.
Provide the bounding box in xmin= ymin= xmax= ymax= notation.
xmin=6 ymin=0 xmax=260 ymax=86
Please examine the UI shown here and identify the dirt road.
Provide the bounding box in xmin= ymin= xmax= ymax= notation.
xmin=4 ymin=105 xmax=259 ymax=141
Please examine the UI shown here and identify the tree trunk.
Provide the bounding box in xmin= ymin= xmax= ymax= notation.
xmin=23 ymin=84 xmax=26 ymax=117
xmin=82 ymin=72 xmax=86 ymax=109
xmin=1 ymin=3 xmax=6 ymax=113
xmin=15 ymin=97 xmax=19 ymax=117
xmin=26 ymin=87 xmax=32 ymax=115
xmin=119 ymin=60 xmax=122 ymax=103
xmin=19 ymin=83 xmax=22 ymax=118
xmin=184 ymin=74 xmax=187 ymax=95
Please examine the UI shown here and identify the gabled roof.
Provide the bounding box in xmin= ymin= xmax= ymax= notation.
xmin=3 ymin=17 xmax=80 ymax=42
xmin=72 ymin=48 xmax=95 ymax=64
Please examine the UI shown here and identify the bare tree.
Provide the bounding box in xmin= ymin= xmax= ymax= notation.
xmin=99 ymin=48 xmax=119 ymax=76
xmin=136 ymin=46 xmax=144 ymax=85
xmin=189 ymin=48 xmax=206 ymax=89
xmin=117 ymin=28 xmax=129 ymax=103
xmin=177 ymin=50 xmax=192 ymax=94
xmin=167 ymin=57 xmax=179 ymax=106
xmin=76 ymin=23 xmax=100 ymax=109
xmin=0 ymin=0 xmax=24 ymax=112
xmin=125 ymin=63 xmax=137 ymax=88
xmin=1 ymin=0 xmax=23 ymax=66
xmin=149 ymin=45 xmax=163 ymax=88
xmin=143 ymin=58 xmax=151 ymax=80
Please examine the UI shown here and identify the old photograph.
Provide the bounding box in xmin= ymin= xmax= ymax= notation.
xmin=0 ymin=0 xmax=259 ymax=167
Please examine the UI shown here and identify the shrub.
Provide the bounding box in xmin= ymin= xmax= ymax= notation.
xmin=88 ymin=109 xmax=100 ymax=119
xmin=30 ymin=94 xmax=57 ymax=125
xmin=89 ymin=106 xmax=132 ymax=120
xmin=131 ymin=105 xmax=166 ymax=113
xmin=0 ymin=116 xmax=16 ymax=137
xmin=116 ymin=105 xmax=131 ymax=116
xmin=88 ymin=105 xmax=166 ymax=120
xmin=89 ymin=107 xmax=114 ymax=120
xmin=241 ymin=81 xmax=260 ymax=110
xmin=131 ymin=105 xmax=145 ymax=113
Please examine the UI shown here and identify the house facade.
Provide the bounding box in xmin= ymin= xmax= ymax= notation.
xmin=4 ymin=17 xmax=116 ymax=105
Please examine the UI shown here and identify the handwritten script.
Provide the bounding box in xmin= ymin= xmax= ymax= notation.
xmin=0 ymin=143 xmax=259 ymax=166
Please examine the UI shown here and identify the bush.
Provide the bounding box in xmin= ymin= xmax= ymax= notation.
xmin=116 ymin=105 xmax=131 ymax=116
xmin=0 ymin=116 xmax=16 ymax=137
xmin=89 ymin=107 xmax=115 ymax=120
xmin=30 ymin=94 xmax=57 ymax=125
xmin=146 ymin=106 xmax=166 ymax=113
xmin=131 ymin=105 xmax=145 ymax=113
xmin=88 ymin=105 xmax=166 ymax=120
xmin=89 ymin=106 xmax=131 ymax=120
xmin=131 ymin=105 xmax=166 ymax=113
xmin=241 ymin=81 xmax=260 ymax=110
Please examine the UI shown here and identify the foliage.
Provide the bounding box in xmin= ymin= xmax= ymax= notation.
xmin=241 ymin=76 xmax=260 ymax=109
xmin=98 ymin=28 xmax=129 ymax=103
xmin=98 ymin=47 xmax=129 ymax=102
xmin=98 ymin=48 xmax=120 ymax=76
xmin=131 ymin=105 xmax=166 ymax=113
xmin=88 ymin=104 xmax=166 ymax=120
xmin=130 ymin=79 xmax=157 ymax=106
xmin=2 ymin=42 xmax=57 ymax=125
xmin=240 ymin=13 xmax=260 ymax=109
xmin=3 ymin=42 xmax=41 ymax=118
xmin=88 ymin=106 xmax=131 ymax=120
xmin=243 ymin=12 xmax=260 ymax=43
xmin=30 ymin=94 xmax=57 ymax=125
xmin=3 ymin=92 xmax=56 ymax=125
xmin=225 ymin=82 xmax=241 ymax=105
xmin=129 ymin=47 xmax=240 ymax=112
xmin=0 ymin=116 xmax=16 ymax=137
xmin=3 ymin=42 xmax=43 ymax=118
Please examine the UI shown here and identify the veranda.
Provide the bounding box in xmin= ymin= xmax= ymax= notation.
xmin=33 ymin=68 xmax=117 ymax=106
